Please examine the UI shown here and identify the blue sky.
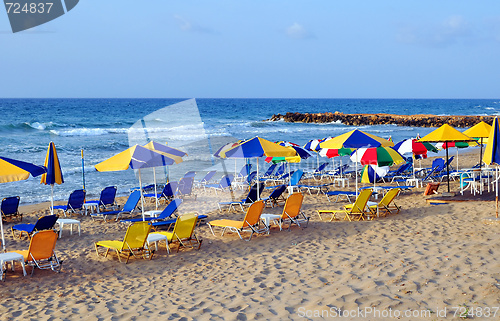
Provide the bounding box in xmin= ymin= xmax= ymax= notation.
xmin=1 ymin=1 xmax=499 ymax=98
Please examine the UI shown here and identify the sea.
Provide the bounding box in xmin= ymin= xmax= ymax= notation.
xmin=0 ymin=98 xmax=498 ymax=205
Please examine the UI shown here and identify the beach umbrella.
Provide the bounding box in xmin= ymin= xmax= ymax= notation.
xmin=0 ymin=157 xmax=46 ymax=252
xmin=320 ymin=129 xmax=394 ymax=195
xmin=224 ymin=137 xmax=296 ymax=199
xmin=463 ymin=121 xmax=492 ymax=170
xmin=482 ymin=118 xmax=500 ymax=218
xmin=434 ymin=141 xmax=475 ymax=171
xmin=318 ymin=147 xmax=353 ymax=178
xmin=351 ymin=147 xmax=405 ymax=189
xmin=394 ymin=138 xmax=438 ymax=178
xmin=40 ymin=142 xmax=64 ymax=215
xmin=361 ymin=165 xmax=390 ymax=183
xmin=418 ymin=124 xmax=474 ymax=193
xmin=95 ymin=145 xmax=178 ymax=220
xmin=143 ymin=141 xmax=186 ymax=209
xmin=304 ymin=138 xmax=326 ymax=168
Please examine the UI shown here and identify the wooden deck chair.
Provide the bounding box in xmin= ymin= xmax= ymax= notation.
xmin=366 ymin=188 xmax=401 ymax=217
xmin=208 ymin=200 xmax=267 ymax=241
xmin=261 ymin=193 xmax=309 ymax=231
xmin=95 ymin=221 xmax=152 ymax=263
xmin=317 ymin=189 xmax=373 ymax=221
xmin=12 ymin=230 xmax=62 ymax=275
xmin=149 ymin=213 xmax=202 ymax=253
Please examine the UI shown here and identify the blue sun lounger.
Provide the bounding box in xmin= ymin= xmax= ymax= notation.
xmin=218 ymin=182 xmax=265 ymax=211
xmin=90 ymin=190 xmax=141 ymax=221
xmin=1 ymin=196 xmax=22 ymax=222
xmin=84 ymin=186 xmax=118 ymax=212
xmin=53 ymin=189 xmax=86 ymax=217
xmin=11 ymin=214 xmax=58 ymax=239
xmin=120 ymin=199 xmax=183 ymax=223
xmin=262 ymin=184 xmax=287 ymax=207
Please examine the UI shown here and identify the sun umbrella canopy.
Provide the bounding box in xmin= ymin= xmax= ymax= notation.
xmin=418 ymin=124 xmax=474 ymax=143
xmin=350 ymin=147 xmax=405 ymax=166
xmin=143 ymin=141 xmax=187 ymax=159
xmin=213 ymin=141 xmax=243 ymax=158
xmin=0 ymin=157 xmax=46 ymax=183
xmin=40 ymin=142 xmax=64 ymax=186
xmin=463 ymin=121 xmax=492 ymax=139
xmin=319 ymin=147 xmax=353 ymax=158
xmin=320 ymin=129 xmax=394 ymax=149
xmin=394 ymin=139 xmax=437 ymax=156
xmin=303 ymin=139 xmax=323 ymax=152
xmin=95 ymin=145 xmax=177 ymax=172
xmin=361 ymin=165 xmax=390 ymax=183
xmin=224 ymin=137 xmax=297 ymax=158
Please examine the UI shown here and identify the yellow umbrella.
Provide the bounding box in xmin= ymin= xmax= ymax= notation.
xmin=463 ymin=121 xmax=492 ymax=170
xmin=419 ymin=124 xmax=474 ymax=193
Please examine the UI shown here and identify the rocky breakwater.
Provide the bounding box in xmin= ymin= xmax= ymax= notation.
xmin=267 ymin=112 xmax=494 ymax=128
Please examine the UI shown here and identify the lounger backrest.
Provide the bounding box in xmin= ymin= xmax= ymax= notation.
xmin=263 ymin=164 xmax=277 ymax=176
xmin=289 ymin=170 xmax=304 ymax=186
xmin=177 ymin=177 xmax=194 ymax=195
xmin=26 ymin=230 xmax=58 ymax=262
xmin=244 ymin=182 xmax=265 ymax=203
xmin=315 ymin=162 xmax=328 ymax=173
xmin=122 ymin=190 xmax=141 ymax=212
xmin=33 ymin=214 xmax=58 ymax=231
xmin=282 ymin=193 xmax=304 ymax=219
xmin=246 ymin=171 xmax=257 ymax=184
xmin=201 ymin=171 xmax=217 ymax=183
xmin=1 ymin=196 xmax=20 ymax=216
xmin=220 ymin=174 xmax=234 ymax=188
xmin=68 ymin=189 xmax=86 ymax=210
xmin=351 ymin=189 xmax=372 ymax=214
xmin=171 ymin=213 xmax=198 ymax=242
xmin=380 ymin=188 xmax=400 ymax=207
xmin=157 ymin=199 xmax=182 ymax=219
xmin=162 ymin=181 xmax=178 ymax=198
xmin=432 ymin=158 xmax=445 ymax=172
xmin=274 ymin=163 xmax=286 ymax=177
xmin=183 ymin=171 xmax=197 ymax=179
xmin=237 ymin=164 xmax=252 ymax=178
xmin=123 ymin=221 xmax=151 ymax=250
xmin=100 ymin=186 xmax=117 ymax=206
xmin=242 ymin=200 xmax=265 ymax=227
xmin=269 ymin=185 xmax=286 ymax=199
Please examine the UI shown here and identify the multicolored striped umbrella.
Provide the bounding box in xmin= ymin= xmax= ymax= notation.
xmin=350 ymin=147 xmax=405 ymax=167
xmin=394 ymin=139 xmax=438 ymax=156
xmin=361 ymin=165 xmax=390 ymax=183
xmin=319 ymin=147 xmax=353 ymax=158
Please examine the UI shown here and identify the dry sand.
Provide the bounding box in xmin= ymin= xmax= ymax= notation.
xmin=0 ymin=151 xmax=499 ymax=321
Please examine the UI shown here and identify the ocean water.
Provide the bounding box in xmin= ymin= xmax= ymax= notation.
xmin=0 ymin=98 xmax=498 ymax=205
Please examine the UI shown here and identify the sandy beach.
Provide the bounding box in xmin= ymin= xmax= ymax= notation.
xmin=0 ymin=151 xmax=499 ymax=321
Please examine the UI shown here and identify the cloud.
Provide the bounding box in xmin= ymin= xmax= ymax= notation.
xmin=396 ymin=15 xmax=474 ymax=47
xmin=174 ymin=15 xmax=217 ymax=34
xmin=286 ymin=22 xmax=315 ymax=39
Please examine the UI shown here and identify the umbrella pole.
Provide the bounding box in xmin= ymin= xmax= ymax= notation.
xmin=479 ymin=138 xmax=483 ymax=170
xmin=496 ymin=167 xmax=499 ymax=218
xmin=0 ymin=212 xmax=5 ymax=252
xmin=138 ymin=169 xmax=145 ymax=221
xmin=153 ymin=168 xmax=158 ymax=210
xmin=50 ymin=184 xmax=54 ymax=215
xmin=81 ymin=149 xmax=86 ymax=191
xmin=355 ymin=156 xmax=359 ymax=197
xmin=446 ymin=142 xmax=450 ymax=193
xmin=257 ymin=158 xmax=260 ymax=201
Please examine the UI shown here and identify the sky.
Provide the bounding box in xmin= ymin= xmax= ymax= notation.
xmin=0 ymin=1 xmax=499 ymax=99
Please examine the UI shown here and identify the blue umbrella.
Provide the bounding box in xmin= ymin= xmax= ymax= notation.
xmin=41 ymin=142 xmax=64 ymax=215
xmin=483 ymin=117 xmax=500 ymax=218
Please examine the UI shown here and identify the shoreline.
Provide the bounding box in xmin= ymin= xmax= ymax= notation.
xmin=267 ymin=112 xmax=494 ymax=128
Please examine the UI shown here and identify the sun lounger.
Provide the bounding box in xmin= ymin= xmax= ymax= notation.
xmin=1 ymin=196 xmax=22 ymax=222
xmin=262 ymin=184 xmax=287 ymax=207
xmin=260 ymin=193 xmax=309 ymax=231
xmin=11 ymin=214 xmax=58 ymax=239
xmin=144 ymin=181 xmax=178 ymax=206
xmin=205 ymin=174 xmax=234 ymax=194
xmin=208 ymin=200 xmax=268 ymax=241
xmin=120 ymin=199 xmax=183 ymax=223
xmin=218 ymin=182 xmax=264 ymax=211
xmin=175 ymin=177 xmax=196 ymax=199
xmin=325 ymin=191 xmax=357 ymax=203
xmin=148 ymin=213 xmax=202 ymax=253
xmin=11 ymin=230 xmax=62 ymax=275
xmin=53 ymin=189 xmax=86 ymax=217
xmin=365 ymin=188 xmax=401 ymax=217
xmin=84 ymin=186 xmax=118 ymax=212
xmin=95 ymin=221 xmax=152 ymax=263
xmin=194 ymin=171 xmax=217 ymax=188
xmin=90 ymin=190 xmax=141 ymax=221
xmin=318 ymin=189 xmax=373 ymax=221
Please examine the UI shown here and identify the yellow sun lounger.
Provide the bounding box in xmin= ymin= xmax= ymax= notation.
xmin=149 ymin=213 xmax=202 ymax=253
xmin=208 ymin=200 xmax=267 ymax=241
xmin=366 ymin=188 xmax=401 ymax=217
xmin=12 ymin=229 xmax=62 ymax=276
xmin=95 ymin=221 xmax=152 ymax=263
xmin=317 ymin=188 xmax=373 ymax=221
